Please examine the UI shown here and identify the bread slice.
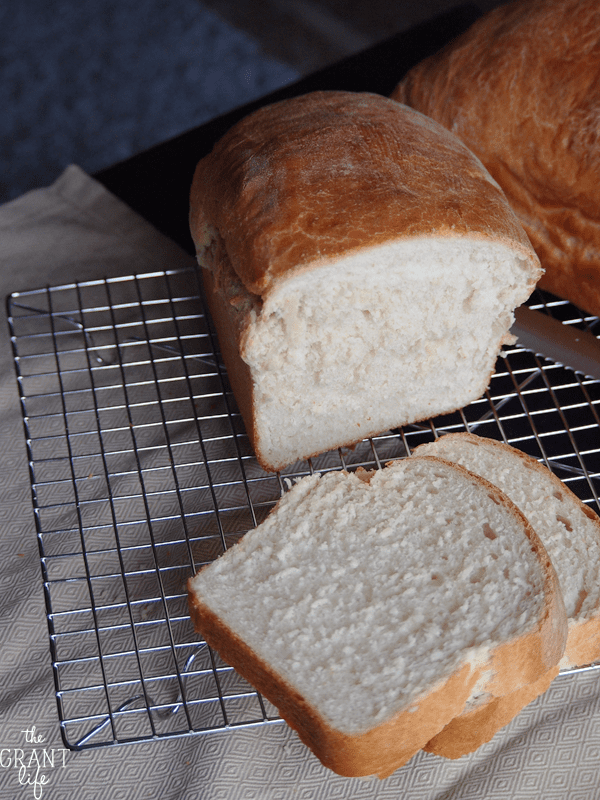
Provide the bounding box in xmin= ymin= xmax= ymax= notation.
xmin=413 ymin=433 xmax=600 ymax=757
xmin=391 ymin=0 xmax=600 ymax=317
xmin=414 ymin=433 xmax=600 ymax=667
xmin=189 ymin=89 xmax=541 ymax=471
xmin=188 ymin=456 xmax=566 ymax=778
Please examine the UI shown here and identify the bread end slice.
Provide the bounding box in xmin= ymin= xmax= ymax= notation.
xmin=414 ymin=432 xmax=600 ymax=757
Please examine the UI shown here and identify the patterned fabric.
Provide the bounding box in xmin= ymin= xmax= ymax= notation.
xmin=1 ymin=166 xmax=599 ymax=800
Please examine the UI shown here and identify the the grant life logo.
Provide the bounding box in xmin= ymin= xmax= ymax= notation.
xmin=0 ymin=726 xmax=69 ymax=799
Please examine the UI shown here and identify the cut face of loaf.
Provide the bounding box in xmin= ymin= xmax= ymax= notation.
xmin=188 ymin=457 xmax=567 ymax=778
xmin=189 ymin=90 xmax=542 ymax=471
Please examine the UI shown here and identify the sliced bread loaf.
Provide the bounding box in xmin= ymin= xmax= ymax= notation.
xmin=188 ymin=456 xmax=566 ymax=777
xmin=189 ymin=90 xmax=541 ymax=471
xmin=414 ymin=433 xmax=600 ymax=757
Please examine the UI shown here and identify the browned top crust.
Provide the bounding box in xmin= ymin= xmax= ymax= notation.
xmin=189 ymin=90 xmax=536 ymax=297
xmin=392 ymin=0 xmax=600 ymax=316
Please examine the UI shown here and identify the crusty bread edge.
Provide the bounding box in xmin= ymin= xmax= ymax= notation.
xmin=189 ymin=91 xmax=541 ymax=298
xmin=423 ymin=665 xmax=559 ymax=759
xmin=188 ymin=586 xmax=485 ymax=778
xmin=200 ymin=264 xmax=262 ymax=462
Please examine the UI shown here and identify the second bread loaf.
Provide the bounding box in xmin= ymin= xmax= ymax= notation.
xmin=392 ymin=0 xmax=600 ymax=317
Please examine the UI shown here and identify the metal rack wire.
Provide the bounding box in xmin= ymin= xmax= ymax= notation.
xmin=7 ymin=267 xmax=600 ymax=750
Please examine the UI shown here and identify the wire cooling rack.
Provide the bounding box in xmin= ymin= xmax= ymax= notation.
xmin=7 ymin=267 xmax=600 ymax=750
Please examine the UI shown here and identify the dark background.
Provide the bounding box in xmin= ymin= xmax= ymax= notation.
xmin=199 ymin=0 xmax=505 ymax=73
xmin=1 ymin=0 xmax=508 ymax=207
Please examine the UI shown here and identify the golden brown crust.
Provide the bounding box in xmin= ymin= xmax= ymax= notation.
xmin=563 ymin=616 xmax=600 ymax=669
xmin=392 ymin=0 xmax=600 ymax=316
xmin=423 ymin=666 xmax=559 ymax=759
xmin=190 ymin=90 xmax=537 ymax=298
xmin=200 ymin=264 xmax=261 ymax=463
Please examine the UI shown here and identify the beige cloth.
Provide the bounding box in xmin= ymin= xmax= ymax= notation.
xmin=0 ymin=165 xmax=599 ymax=800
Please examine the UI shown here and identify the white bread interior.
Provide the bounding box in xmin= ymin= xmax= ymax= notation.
xmin=214 ymin=236 xmax=537 ymax=471
xmin=188 ymin=456 xmax=567 ymax=778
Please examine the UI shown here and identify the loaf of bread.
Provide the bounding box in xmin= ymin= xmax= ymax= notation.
xmin=392 ymin=0 xmax=600 ymax=317
xmin=414 ymin=433 xmax=600 ymax=757
xmin=188 ymin=457 xmax=567 ymax=778
xmin=189 ymin=90 xmax=541 ymax=472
